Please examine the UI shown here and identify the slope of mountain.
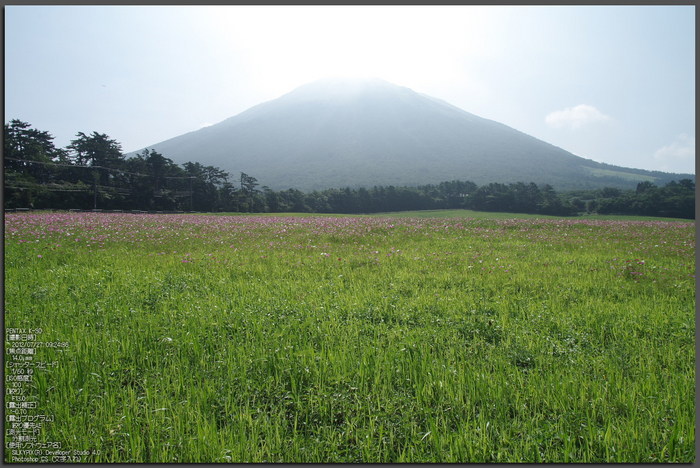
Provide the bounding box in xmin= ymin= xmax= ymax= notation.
xmin=133 ymin=77 xmax=693 ymax=191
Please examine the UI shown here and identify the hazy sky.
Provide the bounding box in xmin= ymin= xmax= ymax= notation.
xmin=5 ymin=5 xmax=695 ymax=175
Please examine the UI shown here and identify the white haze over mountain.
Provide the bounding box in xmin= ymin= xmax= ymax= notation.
xmin=4 ymin=6 xmax=695 ymax=174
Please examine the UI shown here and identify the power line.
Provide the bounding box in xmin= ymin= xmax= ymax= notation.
xmin=5 ymin=180 xmax=132 ymax=195
xmin=4 ymin=157 xmax=77 ymax=169
xmin=4 ymin=157 xmax=197 ymax=180
xmin=5 ymin=156 xmax=230 ymax=210
xmin=4 ymin=185 xmax=89 ymax=193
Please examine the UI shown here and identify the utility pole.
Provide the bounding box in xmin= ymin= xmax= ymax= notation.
xmin=93 ymin=167 xmax=98 ymax=210
xmin=189 ymin=177 xmax=193 ymax=210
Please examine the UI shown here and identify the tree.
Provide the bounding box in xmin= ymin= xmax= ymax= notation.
xmin=438 ymin=180 xmax=478 ymax=209
xmin=67 ymin=131 xmax=124 ymax=168
xmin=240 ymin=172 xmax=259 ymax=193
xmin=143 ymin=149 xmax=169 ymax=191
xmin=677 ymin=179 xmax=695 ymax=191
xmin=305 ymin=190 xmax=331 ymax=213
xmin=535 ymin=184 xmax=578 ymax=216
xmin=468 ymin=183 xmax=513 ymax=212
xmin=511 ymin=182 xmax=542 ymax=213
xmin=4 ymin=120 xmax=70 ymax=208
xmin=600 ymin=187 xmax=621 ymax=198
xmin=239 ymin=173 xmax=260 ymax=212
xmin=586 ymin=199 xmax=598 ymax=213
xmin=219 ymin=182 xmax=239 ymax=212
xmin=569 ymin=197 xmax=586 ymax=212
xmin=129 ymin=149 xmax=190 ymax=210
xmin=205 ymin=166 xmax=229 ymax=187
xmin=4 ymin=120 xmax=66 ymax=181
xmin=66 ymin=132 xmax=125 ymax=209
xmin=182 ymin=162 xmax=216 ymax=211
xmin=636 ymin=181 xmax=657 ymax=194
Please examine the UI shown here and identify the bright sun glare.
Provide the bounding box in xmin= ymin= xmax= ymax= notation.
xmin=205 ymin=6 xmax=497 ymax=97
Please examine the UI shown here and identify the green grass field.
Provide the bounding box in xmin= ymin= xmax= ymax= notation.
xmin=377 ymin=209 xmax=691 ymax=222
xmin=216 ymin=208 xmax=691 ymax=222
xmin=4 ymin=212 xmax=695 ymax=462
xmin=580 ymin=165 xmax=658 ymax=182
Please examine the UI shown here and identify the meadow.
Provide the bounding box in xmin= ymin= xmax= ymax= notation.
xmin=4 ymin=211 xmax=695 ymax=462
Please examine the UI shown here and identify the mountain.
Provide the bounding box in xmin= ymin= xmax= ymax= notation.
xmin=132 ymin=77 xmax=693 ymax=191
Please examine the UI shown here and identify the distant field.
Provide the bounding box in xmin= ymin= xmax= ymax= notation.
xmin=225 ymin=209 xmax=691 ymax=223
xmin=5 ymin=212 xmax=695 ymax=462
xmin=580 ymin=166 xmax=657 ymax=182
xmin=374 ymin=209 xmax=690 ymax=222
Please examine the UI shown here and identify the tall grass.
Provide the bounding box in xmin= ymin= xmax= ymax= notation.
xmin=4 ymin=213 xmax=695 ymax=462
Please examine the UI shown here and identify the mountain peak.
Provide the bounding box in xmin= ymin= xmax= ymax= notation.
xmin=305 ymin=75 xmax=398 ymax=89
xmin=278 ymin=76 xmax=409 ymax=104
xmin=135 ymin=78 xmax=687 ymax=191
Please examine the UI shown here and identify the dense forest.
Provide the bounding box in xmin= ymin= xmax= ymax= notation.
xmin=4 ymin=120 xmax=695 ymax=219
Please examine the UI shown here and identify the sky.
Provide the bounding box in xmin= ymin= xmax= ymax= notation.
xmin=5 ymin=5 xmax=695 ymax=175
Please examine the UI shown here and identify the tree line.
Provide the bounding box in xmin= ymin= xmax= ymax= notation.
xmin=4 ymin=120 xmax=695 ymax=219
xmin=585 ymin=181 xmax=695 ymax=219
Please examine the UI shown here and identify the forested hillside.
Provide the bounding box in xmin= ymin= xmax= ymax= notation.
xmin=132 ymin=77 xmax=693 ymax=192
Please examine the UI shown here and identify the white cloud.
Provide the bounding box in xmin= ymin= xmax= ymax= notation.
xmin=653 ymin=134 xmax=695 ymax=169
xmin=545 ymin=104 xmax=614 ymax=130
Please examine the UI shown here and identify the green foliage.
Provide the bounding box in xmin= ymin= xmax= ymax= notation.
xmin=67 ymin=131 xmax=124 ymax=168
xmin=182 ymin=161 xmax=230 ymax=212
xmin=593 ymin=181 xmax=695 ymax=219
xmin=4 ymin=120 xmax=232 ymax=212
xmin=458 ymin=182 xmax=579 ymax=216
xmin=4 ymin=120 xmax=694 ymax=220
xmin=4 ymin=119 xmax=69 ymax=208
